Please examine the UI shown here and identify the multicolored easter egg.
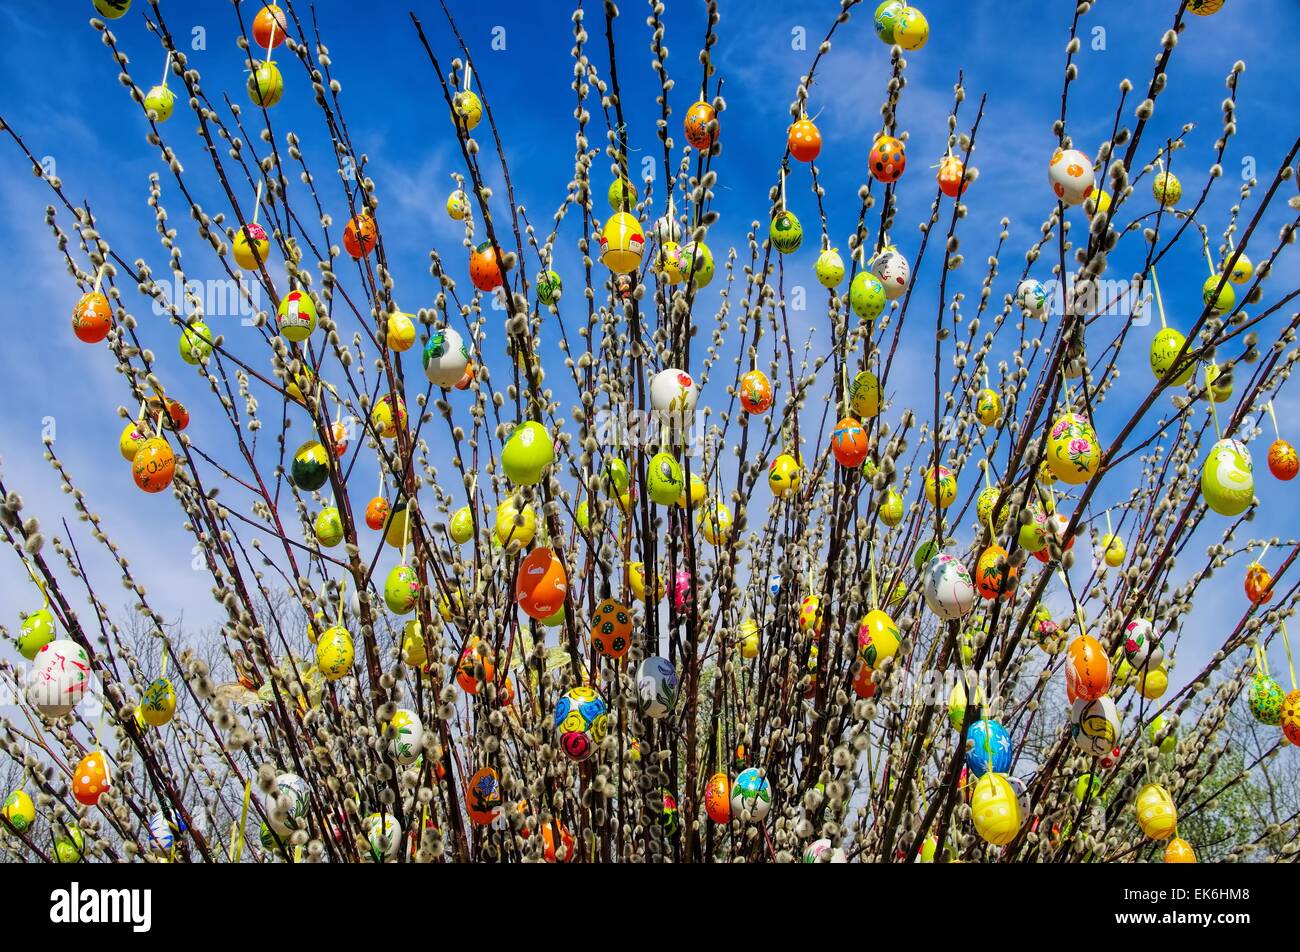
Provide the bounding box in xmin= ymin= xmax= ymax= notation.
xmin=1268 ymin=439 xmax=1298 ymax=480
xmin=247 ymin=60 xmax=284 ymax=107
xmin=869 ymin=136 xmax=906 ymax=183
xmin=1016 ymin=279 xmax=1048 ymax=317
xmin=831 ymin=416 xmax=870 ymax=468
xmin=1249 ymin=672 xmax=1285 ymax=724
xmin=647 ymin=451 xmax=685 ymax=506
xmin=554 ymin=686 xmax=608 ymax=762
xmin=1136 ymin=783 xmax=1177 ymax=840
xmin=1200 ymin=437 xmax=1254 ymax=516
xmin=16 ymin=608 xmax=55 ymax=661
xmin=815 ymin=247 xmax=845 ymax=287
xmin=2 ymin=790 xmax=35 ymax=832
xmin=363 ymin=813 xmax=401 ymax=862
xmin=1123 ymin=619 xmax=1165 ymax=671
xmin=315 ymin=626 xmax=353 ymax=681
xmin=857 ymin=609 xmax=901 ymax=670
xmin=600 ymin=212 xmax=646 ymax=273
xmin=798 ymin=594 xmax=824 ymax=636
xmin=72 ymin=751 xmax=111 ymax=806
xmin=730 ymin=767 xmax=771 ymax=822
xmin=679 ymin=240 xmax=715 ymax=288
xmin=975 ymin=485 xmax=1006 ymax=530
xmin=893 ymin=6 xmax=929 ymax=49
xmin=1070 ymin=696 xmax=1120 ymax=757
xmin=179 ymin=319 xmax=213 ymax=364
xmin=872 ymin=246 xmax=910 ymax=300
xmin=535 ymin=269 xmax=563 ymax=306
xmin=1048 ymin=147 xmax=1095 ymax=205
xmin=965 ymin=719 xmax=1012 ymax=777
xmin=140 ymin=677 xmax=177 ymax=727
xmin=290 ymin=440 xmax=331 ymax=491
xmin=788 ymin=118 xmax=821 ymax=162
xmin=683 ymin=100 xmax=718 ymax=150
xmin=1065 ymin=634 xmax=1111 ymax=703
xmin=591 ymin=598 xmax=633 ymax=659
xmin=975 ymin=388 xmax=1001 ymax=426
xmin=850 ymin=271 xmax=887 ymax=321
xmin=924 ymin=465 xmax=957 ymax=508
xmin=769 ymin=453 xmax=802 ymax=498
xmin=971 ymin=773 xmax=1021 ymax=846
xmin=636 ymin=655 xmax=678 ymax=718
xmin=466 ymin=768 xmax=502 ymax=826
xmin=922 ymin=553 xmax=976 ymax=620
xmin=27 ymin=639 xmax=91 ymax=717
xmin=276 ymin=290 xmax=317 ymax=343
xmin=467 ymin=240 xmax=504 ymax=290
xmin=1045 ymin=412 xmax=1101 ymax=485
xmin=384 ymin=564 xmax=421 ymax=615
xmin=456 ymin=637 xmax=495 ymax=694
xmin=1283 ymin=690 xmax=1300 ymax=746
xmin=739 ymin=369 xmax=774 ymax=414
xmin=516 ymin=547 xmax=567 ymax=620
xmin=53 ymin=824 xmax=86 ymax=863
xmin=364 ymin=496 xmax=389 ymax=531
xmin=873 ymin=0 xmax=904 ymax=43
xmin=770 ymin=210 xmax=803 ymax=254
xmin=705 ymin=772 xmax=731 ymax=823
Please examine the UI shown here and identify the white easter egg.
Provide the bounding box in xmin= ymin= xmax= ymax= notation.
xmin=268 ymin=772 xmax=311 ymax=836
xmin=27 ymin=639 xmax=92 ymax=718
xmin=1070 ymin=696 xmax=1120 ymax=757
xmin=636 ymin=655 xmax=679 ymax=719
xmin=1016 ymin=279 xmax=1048 ymax=316
xmin=364 ymin=812 xmax=402 ymax=862
xmin=390 ymin=708 xmax=424 ymax=765
xmin=922 ymin=554 xmax=976 ymax=621
xmin=871 ymin=246 xmax=910 ymax=300
xmin=649 ymin=369 xmax=699 ymax=420
xmin=1048 ymin=148 xmax=1096 ymax=206
xmin=422 ymin=325 xmax=470 ymax=387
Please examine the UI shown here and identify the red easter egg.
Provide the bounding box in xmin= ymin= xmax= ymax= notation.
xmin=252 ymin=4 xmax=288 ymax=49
xmin=343 ymin=213 xmax=377 ymax=259
xmin=869 ymin=136 xmax=906 ymax=183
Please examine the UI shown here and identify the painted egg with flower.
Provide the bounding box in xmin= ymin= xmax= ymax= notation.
xmin=679 ymin=240 xmax=715 ymax=288
xmin=1065 ymin=634 xmax=1110 ymax=703
xmin=923 ymin=553 xmax=976 ymax=620
xmin=1070 ymin=696 xmax=1120 ymax=757
xmin=140 ymin=677 xmax=177 ymax=727
xmin=871 ymin=246 xmax=910 ymax=300
xmin=1122 ymin=619 xmax=1164 ymax=671
xmin=704 ymin=772 xmax=731 ymax=823
xmin=975 ymin=388 xmax=1001 ymax=426
xmin=1016 ymin=279 xmax=1048 ymax=317
xmin=1283 ymin=690 xmax=1300 ymax=746
xmin=364 ymin=496 xmax=389 ymax=531
xmin=267 ymin=774 xmax=308 ymax=836
xmin=1046 ymin=412 xmax=1101 ymax=484
xmin=965 ymin=719 xmax=1011 ymax=777
xmin=17 ymin=608 xmax=55 ymax=661
xmin=466 ymin=768 xmax=502 ymax=826
xmin=683 ymin=100 xmax=717 ymax=150
xmin=769 ymin=453 xmax=802 ymax=498
xmin=1249 ymin=672 xmax=1285 ymax=725
xmin=869 ymin=136 xmax=906 ymax=183
xmin=316 ymin=626 xmax=353 ymax=681
xmin=636 ymin=655 xmax=678 ymax=719
xmin=739 ymin=369 xmax=773 ymax=414
xmin=975 ymin=545 xmax=1016 ymax=600
xmin=384 ymin=565 xmax=421 ymax=615
xmin=730 ymin=767 xmax=771 ymax=822
xmin=924 ymin=465 xmax=957 ymax=508
xmin=650 ymin=368 xmax=699 ymax=419
xmin=1268 ymin=439 xmax=1298 ymax=480
xmin=28 ymin=639 xmax=92 ymax=717
xmin=389 ymin=708 xmax=423 ymax=765
xmin=857 ymin=609 xmax=900 ymax=669
xmin=423 ymin=326 xmax=470 ymax=388
xmin=873 ymin=0 xmax=904 ymax=43
xmin=1048 ymin=148 xmax=1094 ymax=205
xmin=1200 ymin=437 xmax=1254 ymax=516
xmin=233 ymin=220 xmax=272 ymax=269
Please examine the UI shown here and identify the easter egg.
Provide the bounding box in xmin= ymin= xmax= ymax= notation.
xmin=1084 ymin=189 xmax=1111 ymax=219
xmin=1048 ymin=148 xmax=1095 ymax=205
xmin=850 ymin=271 xmax=887 ymax=321
xmin=1136 ymin=783 xmax=1177 ymax=840
xmin=1122 ymin=619 xmax=1165 ymax=671
xmin=600 ymin=212 xmax=646 ymax=274
xmin=316 ymin=626 xmax=353 ymax=681
xmin=1149 ymin=714 xmax=1177 ymax=754
xmin=451 ymin=90 xmax=483 ymax=130
xmin=1268 ymin=439 xmax=1298 ymax=480
xmin=591 ymin=598 xmax=633 ymax=659
xmin=683 ymin=100 xmax=717 ymax=150
xmin=446 ymin=506 xmax=475 ymax=545
xmin=247 ymin=60 xmax=283 ymax=107
xmin=17 ymin=608 xmax=56 ymax=661
xmin=798 ymin=594 xmax=824 ymax=636
xmin=971 ymin=773 xmax=1021 ymax=846
xmin=1202 ymin=275 xmax=1235 ymax=315
xmin=179 ymin=320 xmax=213 ymax=364
xmin=132 ymin=437 xmax=176 ymax=493
xmin=924 ymin=465 xmax=957 ymax=508
xmin=501 ymin=420 xmax=555 ymax=486
xmin=275 ymin=290 xmax=317 ymax=343
xmin=1016 ymin=279 xmax=1048 ymax=317
xmin=975 ymin=388 xmax=1001 ymax=426
xmin=850 ymin=370 xmax=882 ymax=419
xmin=857 ymin=609 xmax=901 ymax=669
xmin=770 ymin=211 xmax=803 ymax=254
xmin=636 ymin=655 xmax=678 ymax=718
xmin=831 ymin=416 xmax=870 ymax=468
xmin=1046 ymin=412 xmax=1101 ymax=485
xmin=676 ymin=473 xmax=706 ymax=509
xmin=2 ymin=790 xmax=35 ymax=832
xmin=1225 ymin=252 xmax=1253 ymax=285
xmin=894 ymin=6 xmax=929 ymax=49
xmin=1152 ymin=171 xmax=1181 ymax=207
xmin=494 ymin=500 xmax=537 ymax=547
xmin=700 ymin=498 xmax=732 ymax=544
xmin=923 ymin=554 xmax=976 ymax=620
xmin=650 ymin=368 xmax=699 ymax=419
xmin=468 ymin=240 xmax=504 ymax=291
xmin=1149 ymin=327 xmax=1194 ymax=384
xmin=516 ymin=547 xmax=567 ymax=620
xmin=1187 ymin=0 xmax=1226 ymax=11
xmin=738 ymin=619 xmax=760 ymax=659
xmin=975 ymin=485 xmax=1006 ymax=530
xmin=144 ymin=84 xmax=176 ymax=121
xmin=1070 ymin=696 xmax=1120 ymax=757
xmin=140 ymin=677 xmax=177 ymax=727
xmin=966 ymin=719 xmax=1012 ymax=777
xmin=53 ymin=824 xmax=86 ymax=863
xmin=868 ymin=247 xmax=909 ymax=299
xmin=455 ymin=637 xmax=496 ymax=694
xmin=252 ymin=4 xmax=288 ymax=48
xmin=739 ymin=369 xmax=774 ymax=414
xmin=313 ymin=507 xmax=344 ymax=548
xmin=384 ymin=565 xmax=421 ymax=615
xmin=93 ymin=0 xmax=131 ymax=18
xmin=1165 ymin=837 xmax=1197 ymax=863
xmin=769 ymin=453 xmax=802 ymax=498
xmin=69 ymin=293 xmax=111 ymax=345
xmin=608 ymin=178 xmax=638 ymax=212
xmin=536 ymin=269 xmax=563 ymax=307
xmin=880 ymin=488 xmax=904 ymax=526
xmin=1065 ymin=635 xmax=1111 ymax=702
xmin=869 ymin=136 xmax=906 ymax=183
xmin=233 ymin=221 xmax=271 ymax=269
xmin=730 ymin=768 xmax=771 ymax=822
xmin=385 ymin=708 xmax=423 ymax=765
xmin=1283 ymin=690 xmax=1300 ymax=745
xmin=628 ymin=561 xmax=665 ymax=602
xmin=948 ymin=678 xmax=985 ymax=730
xmin=445 ymin=190 xmax=470 ymax=221
xmin=679 ymin=240 xmax=715 ymax=289
xmin=420 ymin=327 xmax=470 ymax=390
xmin=975 ymin=545 xmax=1016 ymax=600
xmin=290 ymin=440 xmax=330 ymax=491
xmin=363 ymin=813 xmax=401 ymax=862
xmin=72 ymin=752 xmax=110 ymax=806
xmin=28 ymin=639 xmax=91 ymax=717
xmin=361 ymin=496 xmax=389 ymax=532
xmin=937 ymin=155 xmax=968 ymax=197
xmin=1206 ymin=363 xmax=1233 ymax=406
xmin=704 ymin=772 xmax=731 ymax=823
xmin=815 ymin=248 xmax=846 ymax=287
xmin=656 ymin=242 xmax=686 ymax=284
xmin=1101 ymin=533 xmax=1126 ymax=567
xmin=118 ymin=421 xmax=150 ymax=462
xmin=554 ymin=685 xmax=608 ymax=762
xmin=400 ymin=621 xmax=427 ymax=668
xmin=1200 ymin=437 xmax=1254 ymax=516
xmin=874 ymin=1 xmax=904 ymax=43
xmin=788 ymin=118 xmax=821 ymax=162
xmin=647 ymin=452 xmax=685 ymax=506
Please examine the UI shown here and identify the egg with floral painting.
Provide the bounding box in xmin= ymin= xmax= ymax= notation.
xmin=922 ymin=554 xmax=976 ymax=620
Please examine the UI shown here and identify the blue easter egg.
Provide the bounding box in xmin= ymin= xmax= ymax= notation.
xmin=966 ymin=719 xmax=1012 ymax=777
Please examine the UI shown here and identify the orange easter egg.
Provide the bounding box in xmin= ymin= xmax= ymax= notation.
xmin=684 ymin=100 xmax=717 ymax=151
xmin=343 ymin=213 xmax=377 ymax=259
xmin=591 ymin=598 xmax=633 ymax=659
xmin=1269 ymin=439 xmax=1298 ymax=480
xmin=73 ymin=292 xmax=112 ymax=344
xmin=937 ymin=155 xmax=968 ymax=197
xmin=831 ymin=416 xmax=870 ymax=468
xmin=465 ymin=767 xmax=502 ymax=826
xmin=705 ymin=772 xmax=731 ymax=823
xmin=1065 ymin=634 xmax=1111 ymax=703
xmin=132 ymin=437 xmax=176 ymax=493
xmin=73 ymin=752 xmax=111 ymax=806
xmin=252 ymin=4 xmax=288 ymax=49
xmin=1245 ymin=562 xmax=1273 ymax=605
xmin=739 ymin=369 xmax=774 ymax=414
xmin=365 ymin=496 xmax=389 ymax=530
xmin=975 ymin=545 xmax=1017 ymax=600
xmin=787 ymin=118 xmax=821 ymax=162
xmin=1282 ymin=690 xmax=1300 ymax=746
xmin=1164 ymin=837 xmax=1197 ymax=863
xmin=456 ymin=637 xmax=496 ymax=695
xmin=516 ymin=547 xmax=567 ymax=620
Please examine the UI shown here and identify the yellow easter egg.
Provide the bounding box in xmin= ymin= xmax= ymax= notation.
xmin=494 ymin=500 xmax=537 ymax=548
xmin=925 ymin=465 xmax=957 ymax=508
xmin=1138 ymin=665 xmax=1168 ymax=700
xmin=1136 ymin=782 xmax=1177 ymax=840
xmin=971 ymin=773 xmax=1022 ymax=846
xmin=975 ymin=389 xmax=1001 ymax=426
xmin=401 ymin=620 xmax=427 ymax=667
xmin=849 ymin=371 xmax=882 ymax=419
xmin=316 ymin=626 xmax=354 ymax=681
xmin=1045 ymin=412 xmax=1101 ymax=485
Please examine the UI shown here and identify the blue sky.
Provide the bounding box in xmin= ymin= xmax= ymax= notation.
xmin=0 ymin=0 xmax=1298 ymax=692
